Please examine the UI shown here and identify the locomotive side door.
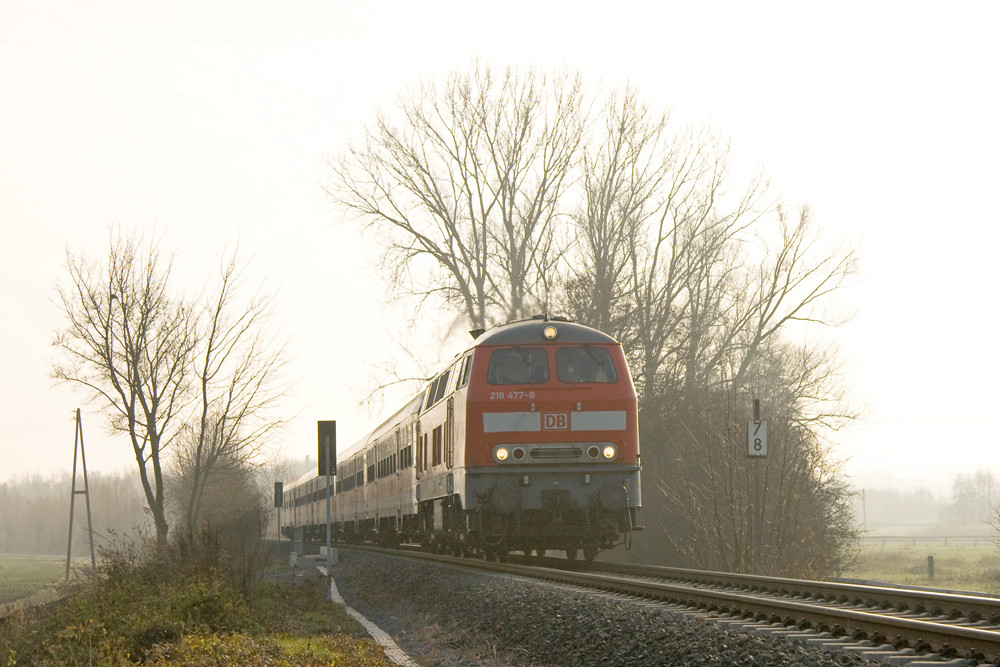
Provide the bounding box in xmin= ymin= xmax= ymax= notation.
xmin=415 ymin=420 xmax=424 ymax=480
xmin=445 ymin=397 xmax=454 ymax=469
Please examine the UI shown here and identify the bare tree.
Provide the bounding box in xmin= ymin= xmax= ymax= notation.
xmin=53 ymin=230 xmax=194 ymax=544
xmin=53 ymin=232 xmax=289 ymax=546
xmin=568 ymin=89 xmax=855 ymax=407
xmin=174 ymin=252 xmax=289 ymax=533
xmin=566 ymin=86 xmax=669 ymax=336
xmin=955 ymin=470 xmax=999 ymax=526
xmin=630 ymin=205 xmax=859 ymax=574
xmin=728 ymin=205 xmax=856 ymax=392
xmin=325 ymin=63 xmax=587 ymax=329
xmin=568 ymin=94 xmax=769 ymax=405
xmin=626 ymin=129 xmax=764 ymax=402
xmin=560 ymin=84 xmax=859 ymax=575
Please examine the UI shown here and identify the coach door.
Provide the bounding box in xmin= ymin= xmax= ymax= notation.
xmin=394 ymin=427 xmax=403 ymax=523
xmin=366 ymin=447 xmax=375 ymax=524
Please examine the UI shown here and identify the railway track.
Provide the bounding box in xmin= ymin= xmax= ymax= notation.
xmin=340 ymin=545 xmax=1000 ymax=664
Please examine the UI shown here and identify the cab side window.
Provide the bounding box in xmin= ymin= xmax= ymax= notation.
xmin=457 ymin=355 xmax=473 ymax=388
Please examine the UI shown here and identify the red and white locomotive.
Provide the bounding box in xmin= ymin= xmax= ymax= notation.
xmin=283 ymin=315 xmax=641 ymax=560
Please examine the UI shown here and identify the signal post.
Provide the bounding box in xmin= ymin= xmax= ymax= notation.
xmin=318 ymin=420 xmax=337 ymax=572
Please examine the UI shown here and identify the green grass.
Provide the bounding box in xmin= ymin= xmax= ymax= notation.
xmin=0 ymin=555 xmax=71 ymax=606
xmin=842 ymin=541 xmax=1000 ymax=595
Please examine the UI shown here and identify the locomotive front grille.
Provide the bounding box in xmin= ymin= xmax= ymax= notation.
xmin=530 ymin=445 xmax=583 ymax=460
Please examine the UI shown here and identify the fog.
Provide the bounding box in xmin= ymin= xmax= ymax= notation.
xmin=2 ymin=3 xmax=999 ymax=513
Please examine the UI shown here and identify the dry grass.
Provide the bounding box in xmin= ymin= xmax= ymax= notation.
xmin=842 ymin=540 xmax=1000 ymax=595
xmin=406 ymin=617 xmax=535 ymax=666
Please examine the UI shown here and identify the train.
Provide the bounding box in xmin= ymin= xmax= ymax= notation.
xmin=282 ymin=315 xmax=641 ymax=561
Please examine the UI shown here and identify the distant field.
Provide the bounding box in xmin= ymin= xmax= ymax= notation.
xmin=0 ymin=555 xmax=68 ymax=606
xmin=843 ymin=540 xmax=1000 ymax=595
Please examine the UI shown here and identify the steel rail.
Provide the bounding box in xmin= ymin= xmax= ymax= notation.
xmin=590 ymin=561 xmax=1000 ymax=624
xmin=341 ymin=545 xmax=1000 ymax=662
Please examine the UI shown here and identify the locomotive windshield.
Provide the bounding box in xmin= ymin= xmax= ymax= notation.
xmin=487 ymin=347 xmax=548 ymax=385
xmin=486 ymin=345 xmax=619 ymax=385
xmin=556 ymin=345 xmax=618 ymax=383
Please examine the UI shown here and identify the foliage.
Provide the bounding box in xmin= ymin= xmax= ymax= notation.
xmin=0 ymin=537 xmax=392 ymax=666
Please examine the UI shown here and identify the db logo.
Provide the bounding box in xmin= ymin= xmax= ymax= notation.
xmin=543 ymin=413 xmax=568 ymax=430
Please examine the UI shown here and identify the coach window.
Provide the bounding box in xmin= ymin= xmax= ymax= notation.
xmin=556 ymin=346 xmax=618 ymax=383
xmin=487 ymin=347 xmax=548 ymax=385
xmin=424 ymin=369 xmax=450 ymax=409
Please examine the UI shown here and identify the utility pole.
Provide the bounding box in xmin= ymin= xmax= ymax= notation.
xmin=65 ymin=408 xmax=96 ymax=581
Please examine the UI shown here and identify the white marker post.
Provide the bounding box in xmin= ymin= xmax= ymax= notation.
xmin=748 ymin=400 xmax=766 ymax=573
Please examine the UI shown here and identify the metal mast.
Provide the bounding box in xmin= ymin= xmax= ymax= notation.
xmin=65 ymin=408 xmax=96 ymax=580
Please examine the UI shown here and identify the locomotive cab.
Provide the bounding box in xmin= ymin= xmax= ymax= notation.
xmin=461 ymin=318 xmax=641 ymax=559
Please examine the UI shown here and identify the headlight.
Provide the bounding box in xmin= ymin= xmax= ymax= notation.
xmin=542 ymin=325 xmax=558 ymax=340
xmin=495 ymin=447 xmax=509 ymax=462
xmin=602 ymin=445 xmax=617 ymax=460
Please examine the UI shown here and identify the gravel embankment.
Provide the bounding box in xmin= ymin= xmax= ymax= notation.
xmin=331 ymin=551 xmax=881 ymax=667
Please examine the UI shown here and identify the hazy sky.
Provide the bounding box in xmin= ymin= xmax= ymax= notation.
xmin=2 ymin=1 xmax=998 ymax=496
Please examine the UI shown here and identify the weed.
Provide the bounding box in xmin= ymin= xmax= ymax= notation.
xmin=0 ymin=532 xmax=393 ymax=666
